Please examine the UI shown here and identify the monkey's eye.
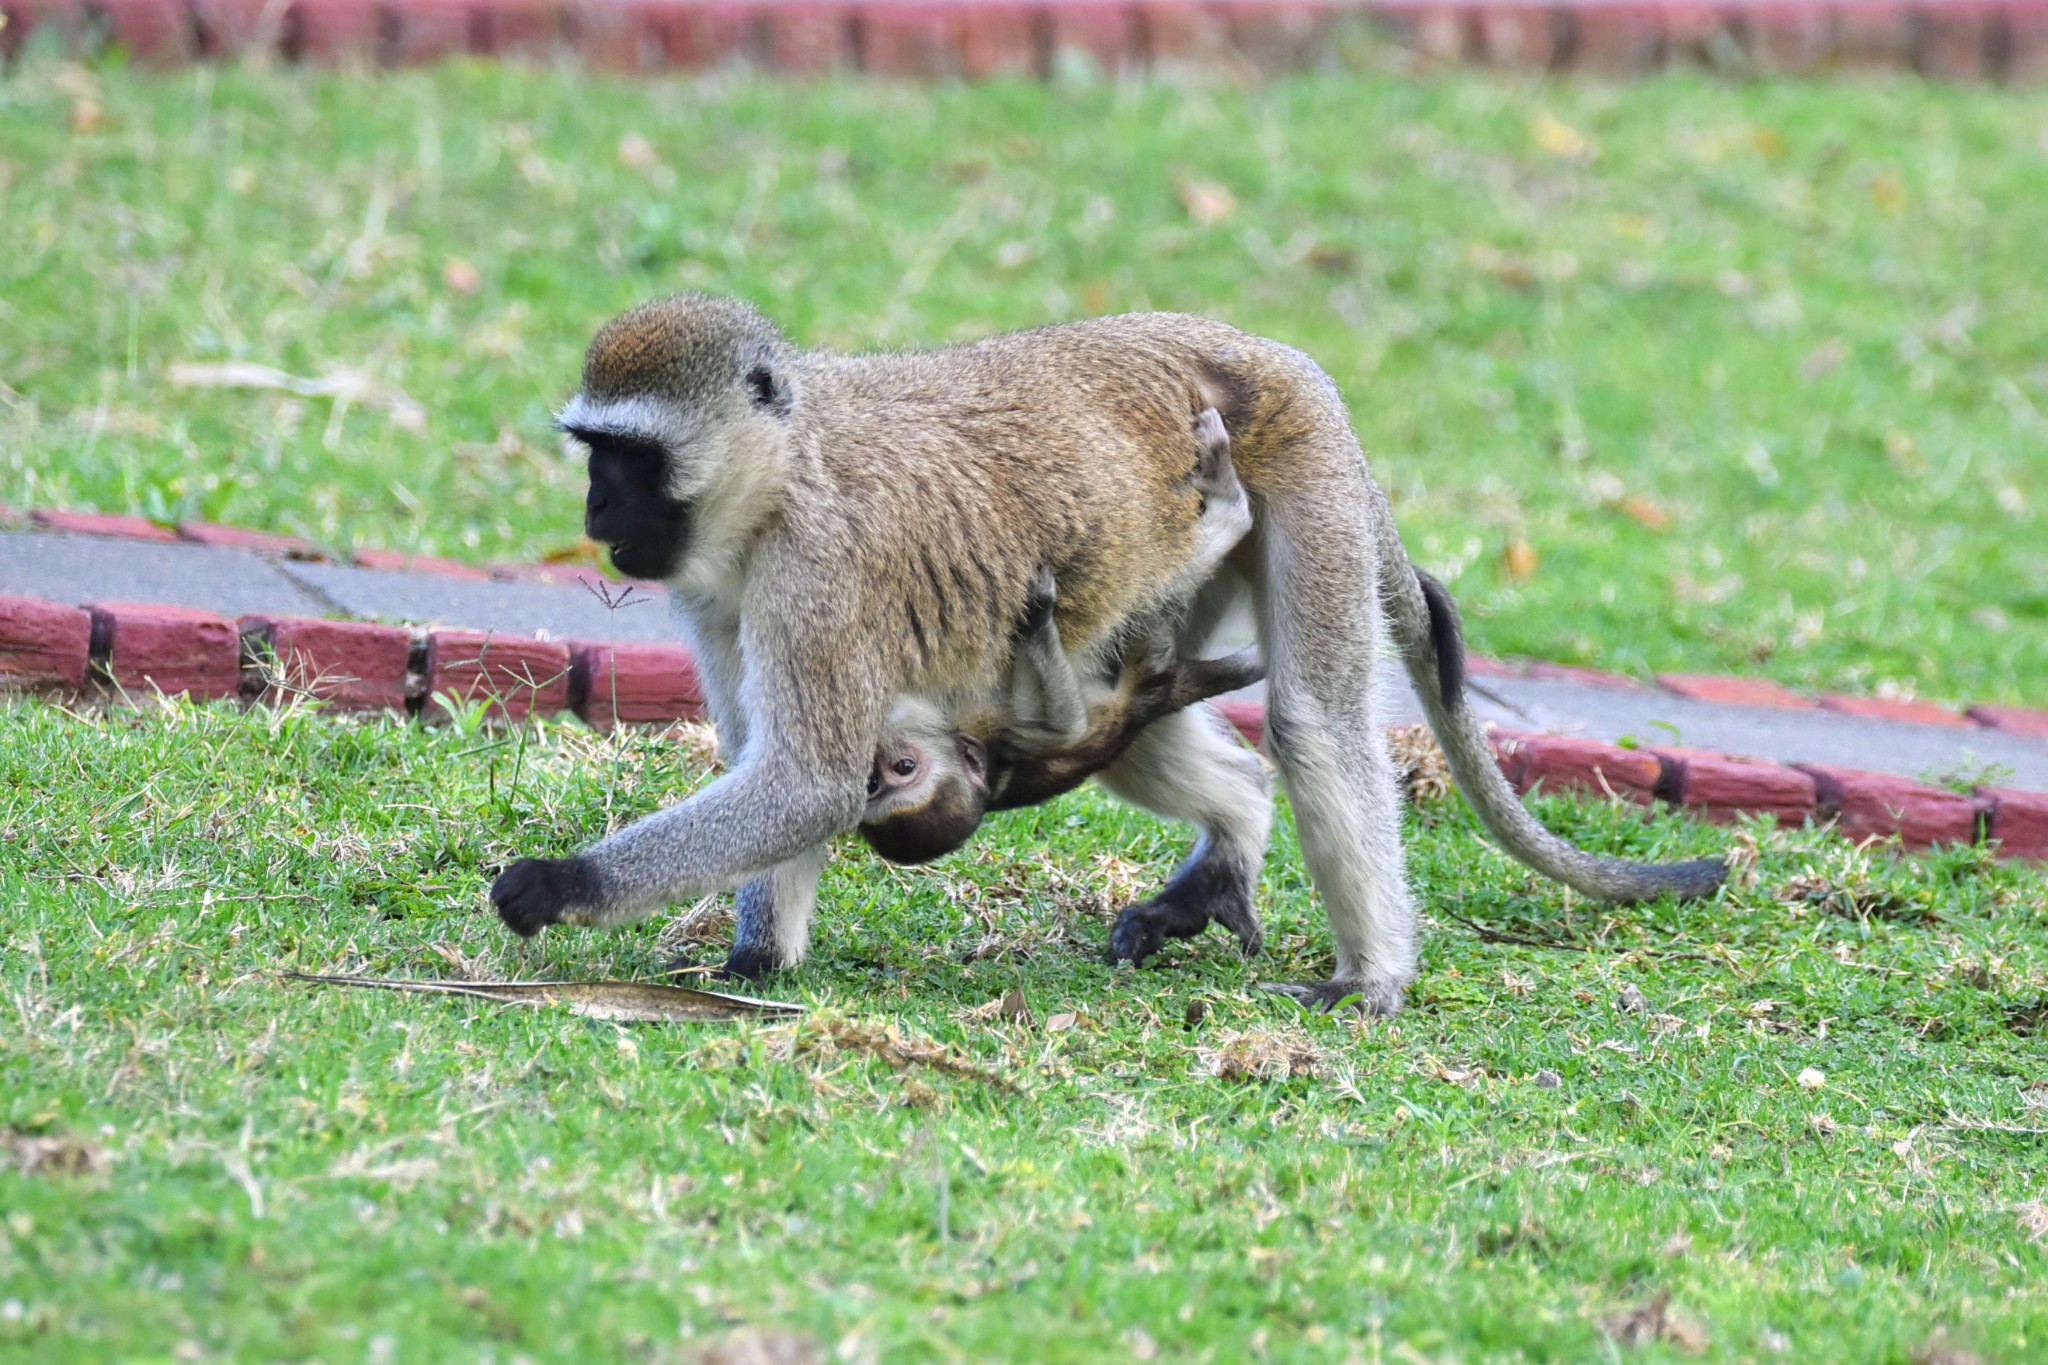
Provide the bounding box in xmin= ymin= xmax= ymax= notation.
xmin=866 ymin=769 xmax=882 ymax=798
xmin=893 ymin=757 xmax=918 ymax=777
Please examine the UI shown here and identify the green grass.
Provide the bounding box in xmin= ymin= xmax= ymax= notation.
xmin=3 ymin=60 xmax=2048 ymax=706
xmin=3 ymin=697 xmax=2044 ymax=1362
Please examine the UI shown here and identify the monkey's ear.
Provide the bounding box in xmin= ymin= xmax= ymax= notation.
xmin=957 ymin=734 xmax=989 ymax=790
xmin=744 ymin=349 xmax=793 ymax=418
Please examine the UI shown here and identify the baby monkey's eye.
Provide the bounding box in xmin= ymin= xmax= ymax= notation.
xmin=893 ymin=757 xmax=918 ymax=776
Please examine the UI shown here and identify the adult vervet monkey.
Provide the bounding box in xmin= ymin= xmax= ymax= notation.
xmin=492 ymin=294 xmax=1723 ymax=1014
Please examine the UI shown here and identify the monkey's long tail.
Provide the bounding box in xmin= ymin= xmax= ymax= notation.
xmin=1380 ymin=561 xmax=1727 ymax=903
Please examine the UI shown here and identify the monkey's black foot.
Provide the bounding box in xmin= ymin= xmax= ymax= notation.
xmin=1109 ymin=853 xmax=1264 ymax=966
xmin=1258 ymin=976 xmax=1407 ymax=1018
xmin=1109 ymin=897 xmax=1209 ymax=966
xmin=718 ymin=942 xmax=782 ymax=982
xmin=1109 ymin=890 xmax=1262 ymax=965
xmin=490 ymin=856 xmax=600 ymax=937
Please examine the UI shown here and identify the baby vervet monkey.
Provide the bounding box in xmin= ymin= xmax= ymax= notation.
xmin=860 ymin=408 xmax=1262 ymax=865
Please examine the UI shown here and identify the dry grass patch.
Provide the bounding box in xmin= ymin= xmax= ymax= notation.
xmin=1196 ymin=1026 xmax=1327 ymax=1082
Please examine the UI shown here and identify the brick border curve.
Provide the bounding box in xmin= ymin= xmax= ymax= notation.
xmin=4 ymin=0 xmax=2048 ymax=81
xmin=1210 ymin=700 xmax=2047 ymax=861
xmin=3 ymin=585 xmax=2043 ymax=862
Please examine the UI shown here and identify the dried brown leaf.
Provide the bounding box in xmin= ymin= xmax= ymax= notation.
xmin=958 ymin=987 xmax=1032 ymax=1028
xmin=1387 ymin=722 xmax=1452 ymax=805
xmin=1502 ymin=539 xmax=1539 ymax=584
xmin=283 ymin=972 xmax=800 ymax=1023
xmin=1617 ymin=495 xmax=1671 ymax=532
xmin=806 ymin=1015 xmax=1018 ymax=1092
xmin=1599 ymin=1292 xmax=1707 ymax=1354
xmin=426 ymin=942 xmax=489 ymax=981
xmin=693 ymin=1330 xmax=822 ymax=1365
xmin=1911 ymin=1334 xmax=1987 ymax=1365
xmin=656 ymin=896 xmax=737 ymax=959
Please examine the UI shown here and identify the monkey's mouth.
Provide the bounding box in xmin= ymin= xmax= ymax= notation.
xmin=598 ymin=502 xmax=694 ymax=582
xmin=605 ymin=538 xmax=682 ymax=582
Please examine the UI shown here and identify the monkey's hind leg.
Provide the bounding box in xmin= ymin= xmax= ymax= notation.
xmin=1252 ymin=489 xmax=1418 ymax=1017
xmin=1095 ymin=704 xmax=1273 ymax=965
xmin=720 ymin=845 xmax=829 ymax=980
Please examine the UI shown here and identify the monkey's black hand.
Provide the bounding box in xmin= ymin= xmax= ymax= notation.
xmin=491 ymin=856 xmax=601 ymax=937
xmin=1018 ymin=566 xmax=1058 ymax=637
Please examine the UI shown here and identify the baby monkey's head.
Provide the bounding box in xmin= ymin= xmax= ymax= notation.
xmin=857 ymin=699 xmax=990 ymax=865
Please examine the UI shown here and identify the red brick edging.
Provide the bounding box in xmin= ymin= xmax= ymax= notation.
xmin=2 ymin=589 xmax=708 ymax=733
xmin=6 ymin=501 xmax=2047 ymax=860
xmin=1215 ymin=699 xmax=2038 ymax=857
xmin=1486 ymin=729 xmax=2043 ymax=860
xmin=15 ymin=510 xmax=2048 ymax=724
xmin=5 ymin=0 xmax=2048 ymax=82
xmin=0 ymin=585 xmax=2040 ymax=859
xmin=18 ymin=502 xmax=2048 ymax=739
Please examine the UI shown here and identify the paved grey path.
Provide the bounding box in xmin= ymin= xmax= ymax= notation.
xmin=6 ymin=528 xmax=2044 ymax=790
xmin=0 ymin=530 xmax=679 ymax=643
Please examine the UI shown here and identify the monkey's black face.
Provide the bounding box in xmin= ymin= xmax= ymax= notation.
xmin=574 ymin=431 xmax=693 ymax=582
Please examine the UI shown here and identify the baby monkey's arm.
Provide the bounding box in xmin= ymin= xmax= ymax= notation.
xmin=1002 ymin=565 xmax=1092 ymax=751
xmin=985 ymin=635 xmax=1264 ymax=814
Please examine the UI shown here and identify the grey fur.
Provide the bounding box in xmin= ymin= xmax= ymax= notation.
xmin=1003 ymin=566 xmax=1090 ymax=751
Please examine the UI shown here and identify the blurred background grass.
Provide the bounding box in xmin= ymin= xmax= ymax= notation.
xmin=3 ymin=60 xmax=2044 ymax=703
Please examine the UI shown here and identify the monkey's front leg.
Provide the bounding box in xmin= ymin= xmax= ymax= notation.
xmin=490 ymin=753 xmax=863 ymax=939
